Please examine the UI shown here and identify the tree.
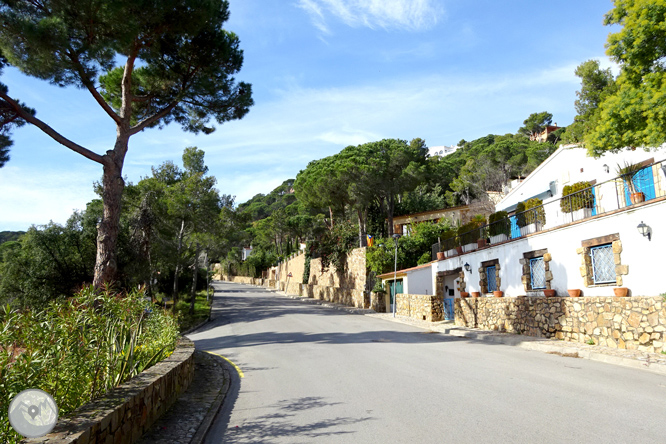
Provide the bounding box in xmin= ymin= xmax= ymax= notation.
xmin=0 ymin=0 xmax=253 ymax=286
xmin=518 ymin=112 xmax=553 ymax=139
xmin=563 ymin=60 xmax=617 ymax=144
xmin=585 ymin=0 xmax=666 ymax=155
xmin=0 ymin=52 xmax=32 ymax=167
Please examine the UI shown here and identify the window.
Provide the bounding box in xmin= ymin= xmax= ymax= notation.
xmin=590 ymin=244 xmax=616 ymax=284
xmin=486 ymin=265 xmax=497 ymax=292
xmin=530 ymin=257 xmax=546 ymax=289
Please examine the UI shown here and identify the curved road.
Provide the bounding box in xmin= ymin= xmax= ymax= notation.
xmin=188 ymin=281 xmax=666 ymax=444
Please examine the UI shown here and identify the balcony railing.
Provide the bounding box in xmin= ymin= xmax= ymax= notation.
xmin=432 ymin=159 xmax=666 ymax=260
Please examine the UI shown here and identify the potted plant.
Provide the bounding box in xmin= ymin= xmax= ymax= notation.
xmin=516 ymin=198 xmax=546 ymax=236
xmin=616 ymin=161 xmax=646 ymax=204
xmin=458 ymin=221 xmax=478 ymax=253
xmin=441 ymin=228 xmax=458 ymax=257
xmin=561 ymin=181 xmax=594 ymax=221
xmin=460 ymin=291 xmax=469 ymax=298
xmin=436 ymin=251 xmax=445 ymax=260
xmin=493 ymin=290 xmax=503 ymax=297
xmin=544 ymin=289 xmax=556 ymax=297
xmin=488 ymin=211 xmax=510 ymax=243
xmin=471 ymin=291 xmax=481 ymax=297
xmin=567 ymin=289 xmax=581 ymax=297
xmin=613 ymin=287 xmax=629 ymax=297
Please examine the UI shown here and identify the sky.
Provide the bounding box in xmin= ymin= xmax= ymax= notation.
xmin=0 ymin=0 xmax=619 ymax=231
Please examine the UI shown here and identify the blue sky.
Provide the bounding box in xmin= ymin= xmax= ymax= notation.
xmin=0 ymin=0 xmax=618 ymax=231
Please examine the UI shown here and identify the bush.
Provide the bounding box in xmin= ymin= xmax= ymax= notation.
xmin=560 ymin=181 xmax=594 ymax=213
xmin=458 ymin=217 xmax=486 ymax=245
xmin=488 ymin=211 xmax=510 ymax=237
xmin=0 ymin=286 xmax=179 ymax=444
xmin=516 ymin=198 xmax=545 ymax=227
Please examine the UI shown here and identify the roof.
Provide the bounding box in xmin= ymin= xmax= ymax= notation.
xmin=377 ymin=261 xmax=434 ymax=279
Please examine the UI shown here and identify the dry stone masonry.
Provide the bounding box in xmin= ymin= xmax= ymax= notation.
xmin=396 ymin=294 xmax=444 ymax=322
xmin=455 ymin=296 xmax=666 ymax=353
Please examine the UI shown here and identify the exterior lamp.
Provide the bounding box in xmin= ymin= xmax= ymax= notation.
xmin=392 ymin=233 xmax=401 ymax=318
xmin=464 ymin=262 xmax=472 ymax=273
xmin=637 ymin=221 xmax=651 ymax=241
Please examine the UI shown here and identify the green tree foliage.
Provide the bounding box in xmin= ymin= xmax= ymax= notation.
xmin=586 ymin=0 xmax=666 ymax=155
xmin=563 ymin=60 xmax=617 ymax=144
xmin=518 ymin=112 xmax=553 ymax=139
xmin=0 ymin=0 xmax=253 ymax=285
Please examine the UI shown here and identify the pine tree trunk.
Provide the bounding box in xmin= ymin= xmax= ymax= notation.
xmin=189 ymin=244 xmax=199 ymax=315
xmin=357 ymin=208 xmax=367 ymax=247
xmin=172 ymin=219 xmax=185 ymax=302
xmin=386 ymin=195 xmax=395 ymax=237
xmin=93 ymin=139 xmax=128 ymax=288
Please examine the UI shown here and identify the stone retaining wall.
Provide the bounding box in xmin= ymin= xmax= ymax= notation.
xmin=26 ymin=338 xmax=195 ymax=444
xmin=396 ymin=294 xmax=444 ymax=322
xmin=455 ymin=296 xmax=666 ymax=353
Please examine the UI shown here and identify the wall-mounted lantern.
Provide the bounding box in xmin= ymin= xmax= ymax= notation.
xmin=637 ymin=221 xmax=651 ymax=241
xmin=464 ymin=262 xmax=472 ymax=273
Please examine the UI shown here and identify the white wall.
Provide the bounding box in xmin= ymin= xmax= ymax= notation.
xmin=433 ymin=198 xmax=666 ymax=297
xmin=405 ymin=266 xmax=434 ymax=295
xmin=498 ymin=145 xmax=666 ymax=211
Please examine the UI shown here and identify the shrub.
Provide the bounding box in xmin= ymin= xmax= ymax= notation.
xmin=516 ymin=198 xmax=545 ymax=227
xmin=0 ymin=286 xmax=179 ymax=444
xmin=488 ymin=211 xmax=510 ymax=237
xmin=458 ymin=216 xmax=486 ymax=245
xmin=560 ymin=181 xmax=594 ymax=213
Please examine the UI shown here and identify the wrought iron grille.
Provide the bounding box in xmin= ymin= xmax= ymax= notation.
xmin=591 ymin=244 xmax=616 ymax=284
xmin=486 ymin=265 xmax=497 ymax=292
xmin=530 ymin=257 xmax=546 ymax=289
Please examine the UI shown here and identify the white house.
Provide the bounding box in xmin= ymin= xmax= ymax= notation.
xmin=381 ymin=145 xmax=666 ymax=320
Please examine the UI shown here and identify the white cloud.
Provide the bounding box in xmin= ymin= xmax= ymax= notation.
xmin=296 ymin=0 xmax=444 ymax=32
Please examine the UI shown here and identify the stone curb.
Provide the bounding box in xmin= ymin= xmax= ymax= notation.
xmin=190 ymin=358 xmax=231 ymax=444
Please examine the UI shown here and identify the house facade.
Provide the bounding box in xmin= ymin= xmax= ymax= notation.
xmin=381 ymin=145 xmax=666 ymax=321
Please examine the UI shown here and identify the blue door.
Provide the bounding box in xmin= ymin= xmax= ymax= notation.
xmin=443 ymin=299 xmax=454 ymax=320
xmin=509 ymin=215 xmax=521 ymax=239
xmin=624 ymin=166 xmax=656 ymax=206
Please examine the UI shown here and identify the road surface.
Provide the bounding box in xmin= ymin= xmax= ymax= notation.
xmin=188 ymin=281 xmax=666 ymax=443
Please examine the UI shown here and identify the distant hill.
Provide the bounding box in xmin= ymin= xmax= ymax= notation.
xmin=0 ymin=231 xmax=25 ymax=244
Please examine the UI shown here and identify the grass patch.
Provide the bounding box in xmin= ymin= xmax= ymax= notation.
xmin=173 ymin=289 xmax=212 ymax=332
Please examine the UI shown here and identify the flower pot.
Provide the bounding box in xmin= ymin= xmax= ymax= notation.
xmin=489 ymin=233 xmax=508 ymax=244
xmin=630 ymin=192 xmax=645 ymax=204
xmin=613 ymin=287 xmax=629 ymax=297
xmin=446 ymin=248 xmax=457 ymax=258
xmin=493 ymin=291 xmax=503 ymax=298
xmin=572 ymin=208 xmax=593 ymax=221
xmin=455 ymin=246 xmax=463 ymax=255
xmin=543 ymin=289 xmax=556 ymax=297
xmin=477 ymin=239 xmax=487 ymax=249
xmin=463 ymin=243 xmax=477 ymax=253
xmin=471 ymin=291 xmax=480 ymax=298
xmin=460 ymin=292 xmax=469 ymax=298
xmin=567 ymin=289 xmax=581 ymax=297
xmin=436 ymin=252 xmax=446 ymax=260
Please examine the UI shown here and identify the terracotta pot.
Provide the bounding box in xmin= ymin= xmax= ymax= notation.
xmin=477 ymin=239 xmax=487 ymax=248
xmin=493 ymin=291 xmax=503 ymax=298
xmin=567 ymin=289 xmax=581 ymax=297
xmin=471 ymin=292 xmax=480 ymax=298
xmin=456 ymin=246 xmax=463 ymax=254
xmin=630 ymin=192 xmax=645 ymax=204
xmin=460 ymin=292 xmax=469 ymax=298
xmin=614 ymin=287 xmax=629 ymax=297
xmin=436 ymin=252 xmax=446 ymax=261
xmin=543 ymin=289 xmax=556 ymax=297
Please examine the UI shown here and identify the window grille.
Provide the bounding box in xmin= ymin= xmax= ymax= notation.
xmin=486 ymin=265 xmax=497 ymax=292
xmin=530 ymin=257 xmax=546 ymax=289
xmin=591 ymin=244 xmax=615 ymax=284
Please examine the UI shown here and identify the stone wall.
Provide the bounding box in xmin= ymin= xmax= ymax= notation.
xmin=307 ymin=247 xmax=367 ymax=291
xmin=283 ymin=252 xmax=306 ymax=284
xmin=27 ymin=338 xmax=195 ymax=444
xmin=455 ymin=296 xmax=666 ymax=353
xmin=396 ymin=294 xmax=444 ymax=322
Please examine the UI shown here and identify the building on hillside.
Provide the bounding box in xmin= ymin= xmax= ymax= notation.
xmin=242 ymin=246 xmax=253 ymax=261
xmin=428 ymin=145 xmax=459 ymax=157
xmin=382 ymin=144 xmax=666 ymax=322
xmin=530 ymin=125 xmax=561 ymax=142
xmin=393 ymin=201 xmax=494 ymax=237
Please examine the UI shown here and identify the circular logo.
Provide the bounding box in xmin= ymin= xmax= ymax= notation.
xmin=8 ymin=389 xmax=58 ymax=438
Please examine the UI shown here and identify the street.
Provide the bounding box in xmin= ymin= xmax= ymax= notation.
xmin=188 ymin=282 xmax=666 ymax=443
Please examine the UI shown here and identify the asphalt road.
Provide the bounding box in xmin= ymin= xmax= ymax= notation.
xmin=188 ymin=281 xmax=666 ymax=444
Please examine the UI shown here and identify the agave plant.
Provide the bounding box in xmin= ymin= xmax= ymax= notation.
xmin=615 ymin=161 xmax=644 ymax=194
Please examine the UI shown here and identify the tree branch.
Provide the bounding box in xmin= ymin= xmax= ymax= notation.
xmin=0 ymin=90 xmax=105 ymax=164
xmin=67 ymin=50 xmax=121 ymax=125
xmin=129 ymin=101 xmax=178 ymax=135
